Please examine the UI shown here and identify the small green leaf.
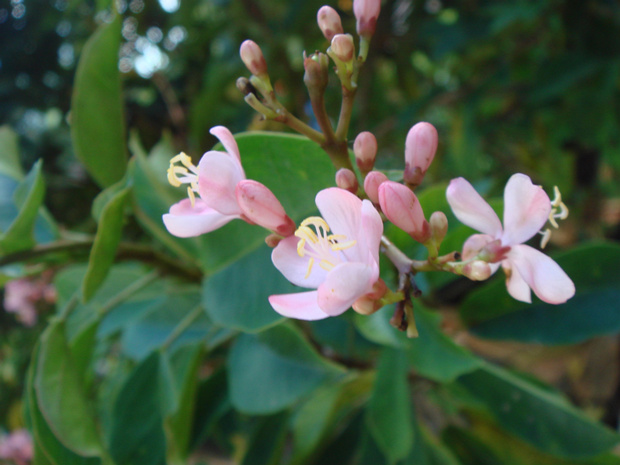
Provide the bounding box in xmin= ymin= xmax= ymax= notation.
xmin=35 ymin=320 xmax=103 ymax=457
xmin=71 ymin=15 xmax=127 ymax=187
xmin=0 ymin=160 xmax=45 ymax=253
xmin=0 ymin=126 xmax=24 ymax=179
xmin=457 ymin=363 xmax=620 ymax=458
xmin=82 ymin=187 xmax=130 ymax=302
xmin=228 ymin=324 xmax=344 ymax=414
xmin=366 ymin=348 xmax=415 ymax=464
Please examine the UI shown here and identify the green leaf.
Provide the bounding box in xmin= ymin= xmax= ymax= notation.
xmin=241 ymin=412 xmax=289 ymax=465
xmin=0 ymin=160 xmax=46 ymax=253
xmin=366 ymin=348 xmax=415 ymax=464
xmin=35 ymin=320 xmax=103 ymax=457
xmin=203 ymin=244 xmax=292 ymax=332
xmin=227 ymin=323 xmax=344 ymax=414
xmin=357 ymin=305 xmax=480 ymax=382
xmin=461 ymin=242 xmax=620 ymax=344
xmin=82 ymin=187 xmax=130 ymax=302
xmin=0 ymin=126 xmax=25 ymax=179
xmin=457 ymin=363 xmax=620 ymax=458
xmin=27 ymin=344 xmax=101 ymax=465
xmin=108 ymin=352 xmax=167 ymax=465
xmin=70 ymin=15 xmax=127 ymax=188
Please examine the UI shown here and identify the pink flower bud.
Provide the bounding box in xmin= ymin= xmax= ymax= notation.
xmin=317 ymin=6 xmax=343 ymax=41
xmin=240 ymin=40 xmax=268 ymax=76
xmin=304 ymin=52 xmax=329 ymax=93
xmin=352 ymin=279 xmax=387 ymax=315
xmin=236 ymin=180 xmax=295 ymax=236
xmin=429 ymin=211 xmax=448 ymax=242
xmin=335 ymin=168 xmax=359 ymax=193
xmin=353 ymin=0 xmax=381 ymax=38
xmin=378 ymin=180 xmax=430 ymax=242
xmin=463 ymin=261 xmax=492 ymax=281
xmin=403 ymin=122 xmax=438 ymax=188
xmin=363 ymin=170 xmax=388 ymax=204
xmin=354 ymin=131 xmax=377 ymax=173
xmin=330 ymin=34 xmax=355 ymax=62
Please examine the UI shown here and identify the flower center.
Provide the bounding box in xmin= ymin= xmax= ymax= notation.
xmin=539 ymin=186 xmax=569 ymax=248
xmin=167 ymin=152 xmax=200 ymax=207
xmin=295 ymin=216 xmax=356 ymax=278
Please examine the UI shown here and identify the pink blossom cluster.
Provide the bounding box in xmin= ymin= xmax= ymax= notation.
xmin=0 ymin=429 xmax=33 ymax=465
xmin=4 ymin=276 xmax=56 ymax=327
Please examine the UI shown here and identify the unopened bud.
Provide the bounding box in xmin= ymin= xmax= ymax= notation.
xmin=429 ymin=211 xmax=448 ymax=243
xmin=403 ymin=122 xmax=438 ymax=188
xmin=236 ymin=180 xmax=295 ymax=236
xmin=353 ymin=0 xmax=381 ymax=38
xmin=463 ymin=261 xmax=492 ymax=281
xmin=265 ymin=233 xmax=283 ymax=248
xmin=352 ymin=279 xmax=388 ymax=315
xmin=236 ymin=77 xmax=256 ymax=96
xmin=303 ymin=52 xmax=329 ymax=94
xmin=330 ymin=34 xmax=355 ymax=63
xmin=378 ymin=181 xmax=430 ymax=243
xmin=363 ymin=170 xmax=388 ymax=204
xmin=240 ymin=40 xmax=268 ymax=76
xmin=335 ymin=168 xmax=359 ymax=193
xmin=317 ymin=6 xmax=343 ymax=41
xmin=354 ymin=131 xmax=377 ymax=173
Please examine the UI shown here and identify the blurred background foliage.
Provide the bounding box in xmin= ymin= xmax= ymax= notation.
xmin=1 ymin=0 xmax=620 ymax=464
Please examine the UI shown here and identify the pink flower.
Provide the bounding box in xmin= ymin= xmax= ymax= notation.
xmin=163 ymin=126 xmax=294 ymax=237
xmin=0 ymin=429 xmax=33 ymax=465
xmin=354 ymin=0 xmax=381 ymax=38
xmin=446 ymin=174 xmax=575 ymax=304
xmin=269 ymin=188 xmax=383 ymax=320
xmin=4 ymin=276 xmax=56 ymax=327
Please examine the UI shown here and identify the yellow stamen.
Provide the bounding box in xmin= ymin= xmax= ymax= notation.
xmin=304 ymin=258 xmax=314 ymax=278
xmin=187 ymin=186 xmax=196 ymax=207
xmin=167 ymin=152 xmax=200 ymax=206
xmin=539 ymin=186 xmax=569 ymax=248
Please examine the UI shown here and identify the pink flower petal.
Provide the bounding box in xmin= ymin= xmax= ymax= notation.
xmin=358 ymin=199 xmax=383 ymax=265
xmin=163 ymin=198 xmax=234 ymax=238
xmin=446 ymin=177 xmax=503 ymax=238
xmin=502 ymin=174 xmax=551 ymax=246
xmin=461 ymin=234 xmax=494 ymax=260
xmin=508 ymin=244 xmax=575 ymax=304
xmin=210 ymin=125 xmax=241 ymax=163
xmin=268 ymin=291 xmax=330 ymax=320
xmin=316 ymin=187 xmax=362 ymax=253
xmin=502 ymin=259 xmax=532 ymax=303
xmin=317 ymin=262 xmax=376 ymax=316
xmin=198 ymin=151 xmax=245 ymax=215
xmin=271 ymin=236 xmax=330 ymax=289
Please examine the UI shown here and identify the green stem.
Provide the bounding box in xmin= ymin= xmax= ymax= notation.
xmin=97 ymin=270 xmax=160 ymax=317
xmin=335 ymin=87 xmax=357 ymax=141
xmin=274 ymin=110 xmax=325 ymax=145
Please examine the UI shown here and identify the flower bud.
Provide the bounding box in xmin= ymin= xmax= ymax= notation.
xmin=354 ymin=0 xmax=381 ymax=38
xmin=303 ymin=52 xmax=329 ymax=94
xmin=236 ymin=180 xmax=295 ymax=236
xmin=335 ymin=168 xmax=359 ymax=193
xmin=330 ymin=34 xmax=355 ymax=63
xmin=352 ymin=279 xmax=388 ymax=315
xmin=378 ymin=180 xmax=430 ymax=243
xmin=354 ymin=131 xmax=377 ymax=173
xmin=463 ymin=261 xmax=492 ymax=281
xmin=317 ymin=5 xmax=343 ymax=41
xmin=240 ymin=40 xmax=268 ymax=76
xmin=403 ymin=122 xmax=438 ymax=188
xmin=429 ymin=211 xmax=448 ymax=243
xmin=363 ymin=170 xmax=388 ymax=204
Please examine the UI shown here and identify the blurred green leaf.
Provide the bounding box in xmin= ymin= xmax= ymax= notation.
xmin=227 ymin=323 xmax=344 ymax=414
xmin=27 ymin=344 xmax=101 ymax=465
xmin=241 ymin=412 xmax=289 ymax=465
xmin=461 ymin=242 xmax=620 ymax=344
xmin=366 ymin=348 xmax=415 ymax=464
xmin=70 ymin=15 xmax=127 ymax=188
xmin=0 ymin=160 xmax=45 ymax=253
xmin=457 ymin=363 xmax=620 ymax=458
xmin=35 ymin=320 xmax=102 ymax=457
xmin=82 ymin=187 xmax=130 ymax=302
xmin=0 ymin=126 xmax=24 ymax=179
xmin=108 ymin=352 xmax=166 ymax=465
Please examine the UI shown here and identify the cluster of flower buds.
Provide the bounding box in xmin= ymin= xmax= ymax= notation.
xmin=163 ymin=0 xmax=575 ymax=338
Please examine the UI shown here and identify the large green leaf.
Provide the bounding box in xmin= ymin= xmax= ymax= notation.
xmin=70 ymin=15 xmax=127 ymax=188
xmin=227 ymin=323 xmax=345 ymax=414
xmin=27 ymin=344 xmax=101 ymax=465
xmin=0 ymin=160 xmax=46 ymax=253
xmin=35 ymin=320 xmax=103 ymax=457
xmin=461 ymin=242 xmax=620 ymax=344
xmin=202 ymin=244 xmax=292 ymax=332
xmin=457 ymin=363 xmax=620 ymax=458
xmin=82 ymin=187 xmax=130 ymax=302
xmin=366 ymin=349 xmax=415 ymax=464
